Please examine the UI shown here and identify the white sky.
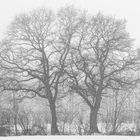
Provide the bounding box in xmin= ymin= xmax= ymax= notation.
xmin=0 ymin=0 xmax=140 ymax=48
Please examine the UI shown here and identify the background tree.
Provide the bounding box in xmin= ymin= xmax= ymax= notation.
xmin=102 ymin=90 xmax=132 ymax=134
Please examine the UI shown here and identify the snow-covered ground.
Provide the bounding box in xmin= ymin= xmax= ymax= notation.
xmin=0 ymin=136 xmax=140 ymax=140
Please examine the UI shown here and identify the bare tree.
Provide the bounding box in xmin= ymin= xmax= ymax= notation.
xmin=67 ymin=13 xmax=139 ymax=133
xmin=0 ymin=8 xmax=58 ymax=134
xmin=0 ymin=6 xmax=81 ymax=135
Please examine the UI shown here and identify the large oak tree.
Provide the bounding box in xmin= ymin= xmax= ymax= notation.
xmin=0 ymin=7 xmax=80 ymax=134
xmin=67 ymin=12 xmax=139 ymax=133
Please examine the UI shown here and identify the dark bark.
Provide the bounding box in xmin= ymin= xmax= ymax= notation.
xmin=49 ymin=100 xmax=59 ymax=135
xmin=89 ymin=96 xmax=102 ymax=134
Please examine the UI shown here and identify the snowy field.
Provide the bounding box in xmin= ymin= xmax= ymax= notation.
xmin=0 ymin=136 xmax=140 ymax=140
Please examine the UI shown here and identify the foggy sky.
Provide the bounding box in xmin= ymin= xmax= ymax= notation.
xmin=0 ymin=0 xmax=140 ymax=48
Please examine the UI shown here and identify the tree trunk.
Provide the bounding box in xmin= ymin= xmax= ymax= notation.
xmin=89 ymin=96 xmax=102 ymax=134
xmin=14 ymin=116 xmax=18 ymax=135
xmin=49 ymin=100 xmax=59 ymax=135
xmin=112 ymin=92 xmax=118 ymax=134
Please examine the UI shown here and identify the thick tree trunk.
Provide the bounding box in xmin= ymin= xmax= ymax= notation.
xmin=89 ymin=96 xmax=102 ymax=134
xmin=89 ymin=108 xmax=99 ymax=134
xmin=49 ymin=100 xmax=59 ymax=135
